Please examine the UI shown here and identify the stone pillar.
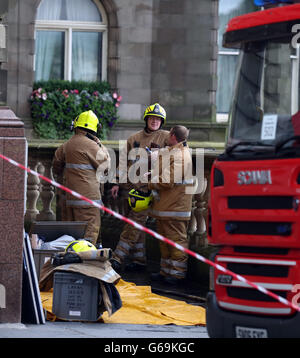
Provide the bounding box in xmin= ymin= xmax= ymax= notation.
xmin=0 ymin=106 xmax=27 ymax=323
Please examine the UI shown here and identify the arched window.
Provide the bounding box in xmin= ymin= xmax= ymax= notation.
xmin=34 ymin=0 xmax=107 ymax=81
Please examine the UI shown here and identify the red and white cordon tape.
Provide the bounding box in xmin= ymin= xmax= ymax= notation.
xmin=2 ymin=152 xmax=300 ymax=312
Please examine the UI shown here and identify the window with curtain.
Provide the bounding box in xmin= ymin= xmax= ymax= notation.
xmin=34 ymin=0 xmax=107 ymax=81
xmin=216 ymin=0 xmax=256 ymax=121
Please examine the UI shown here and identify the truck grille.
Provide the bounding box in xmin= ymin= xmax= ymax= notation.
xmin=228 ymin=196 xmax=294 ymax=210
xmin=226 ymin=287 xmax=288 ymax=302
xmin=227 ymin=262 xmax=289 ymax=277
xmin=234 ymin=246 xmax=289 ymax=255
xmin=225 ymin=221 xmax=291 ymax=236
xmin=216 ymin=256 xmax=296 ymax=316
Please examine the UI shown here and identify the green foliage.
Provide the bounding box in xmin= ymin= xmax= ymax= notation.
xmin=33 ymin=80 xmax=111 ymax=94
xmin=29 ymin=80 xmax=122 ymax=140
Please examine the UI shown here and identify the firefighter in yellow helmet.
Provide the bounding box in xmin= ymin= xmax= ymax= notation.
xmin=110 ymin=103 xmax=169 ymax=273
xmin=52 ymin=110 xmax=111 ymax=246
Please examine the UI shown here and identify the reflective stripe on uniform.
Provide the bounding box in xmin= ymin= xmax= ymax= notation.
xmin=101 ymin=269 xmax=118 ymax=282
xmin=160 ymin=258 xmax=171 ymax=274
xmin=119 ymin=241 xmax=131 ymax=251
xmin=151 ymin=209 xmax=191 ymax=218
xmin=169 ymin=269 xmax=185 ymax=278
xmin=175 ymin=179 xmax=194 ymax=185
xmin=161 ymin=266 xmax=186 ymax=278
xmin=161 ymin=258 xmax=171 ymax=265
xmin=161 ymin=266 xmax=170 ymax=275
xmin=132 ymin=251 xmax=144 ymax=258
xmin=160 ymin=258 xmax=186 ymax=278
xmin=170 ymin=259 xmax=187 ymax=268
xmin=66 ymin=199 xmax=103 ymax=206
xmin=134 ymin=243 xmax=144 ymax=249
xmin=66 ymin=163 xmax=95 ymax=170
xmin=114 ymin=248 xmax=126 ymax=258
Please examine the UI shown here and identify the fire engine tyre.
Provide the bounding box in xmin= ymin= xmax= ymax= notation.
xmin=206 ymin=292 xmax=300 ymax=338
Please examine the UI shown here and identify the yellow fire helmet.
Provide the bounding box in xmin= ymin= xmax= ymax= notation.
xmin=73 ymin=110 xmax=99 ymax=133
xmin=128 ymin=189 xmax=153 ymax=212
xmin=143 ymin=103 xmax=166 ymax=125
xmin=65 ymin=239 xmax=97 ymax=253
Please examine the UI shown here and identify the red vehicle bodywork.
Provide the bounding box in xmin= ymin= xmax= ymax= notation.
xmin=226 ymin=4 xmax=300 ymax=32
xmin=209 ymin=159 xmax=300 ymax=316
xmin=206 ymin=3 xmax=300 ymax=338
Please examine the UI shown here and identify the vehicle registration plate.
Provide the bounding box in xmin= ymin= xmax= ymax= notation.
xmin=235 ymin=326 xmax=268 ymax=338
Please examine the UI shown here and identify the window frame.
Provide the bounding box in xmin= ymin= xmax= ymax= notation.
xmin=216 ymin=0 xmax=257 ymax=123
xmin=34 ymin=0 xmax=108 ymax=81
xmin=217 ymin=50 xmax=240 ymax=122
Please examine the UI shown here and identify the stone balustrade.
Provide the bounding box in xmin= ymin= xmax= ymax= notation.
xmin=25 ymin=142 xmax=222 ymax=253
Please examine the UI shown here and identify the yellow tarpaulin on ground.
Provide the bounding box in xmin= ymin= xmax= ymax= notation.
xmin=41 ymin=279 xmax=206 ymax=326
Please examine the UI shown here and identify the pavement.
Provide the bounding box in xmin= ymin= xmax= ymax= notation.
xmin=0 ymin=321 xmax=208 ymax=339
xmin=0 ymin=262 xmax=209 ymax=340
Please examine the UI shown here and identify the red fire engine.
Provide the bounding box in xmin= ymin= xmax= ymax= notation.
xmin=206 ymin=1 xmax=300 ymax=338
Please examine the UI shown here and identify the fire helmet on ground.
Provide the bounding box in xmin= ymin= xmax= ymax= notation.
xmin=65 ymin=239 xmax=97 ymax=253
xmin=73 ymin=110 xmax=99 ymax=133
xmin=143 ymin=103 xmax=166 ymax=125
xmin=128 ymin=189 xmax=153 ymax=212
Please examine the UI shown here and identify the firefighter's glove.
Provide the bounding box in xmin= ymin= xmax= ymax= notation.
xmin=52 ymin=252 xmax=82 ymax=266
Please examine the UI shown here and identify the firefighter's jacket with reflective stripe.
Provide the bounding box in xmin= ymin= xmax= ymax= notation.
xmin=52 ymin=129 xmax=110 ymax=207
xmin=148 ymin=141 xmax=194 ymax=221
xmin=117 ymin=128 xmax=169 ymax=192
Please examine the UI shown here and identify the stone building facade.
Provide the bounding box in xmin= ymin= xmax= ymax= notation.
xmin=0 ymin=0 xmax=224 ymax=142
